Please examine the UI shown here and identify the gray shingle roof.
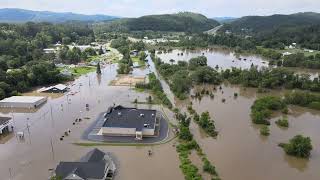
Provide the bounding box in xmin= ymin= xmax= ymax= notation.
xmin=0 ymin=117 xmax=11 ymax=126
xmin=103 ymin=106 xmax=156 ymax=131
xmin=55 ymin=149 xmax=112 ymax=180
xmin=55 ymin=162 xmax=106 ymax=179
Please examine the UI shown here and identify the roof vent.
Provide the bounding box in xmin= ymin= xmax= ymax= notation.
xmin=140 ymin=113 xmax=144 ymax=117
xmin=152 ymin=113 xmax=155 ymax=116
xmin=118 ymin=112 xmax=121 ymax=116
xmin=144 ymin=124 xmax=149 ymax=127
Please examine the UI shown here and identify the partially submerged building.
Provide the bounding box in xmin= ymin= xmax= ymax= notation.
xmin=0 ymin=96 xmax=47 ymax=108
xmin=37 ymin=84 xmax=69 ymax=93
xmin=0 ymin=117 xmax=13 ymax=135
xmin=100 ymin=105 xmax=159 ymax=140
xmin=54 ymin=148 xmax=116 ymax=180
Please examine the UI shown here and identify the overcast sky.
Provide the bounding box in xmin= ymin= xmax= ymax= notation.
xmin=0 ymin=0 xmax=319 ymax=17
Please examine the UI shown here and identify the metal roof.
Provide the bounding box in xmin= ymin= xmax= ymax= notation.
xmin=103 ymin=106 xmax=157 ymax=131
xmin=0 ymin=96 xmax=46 ymax=103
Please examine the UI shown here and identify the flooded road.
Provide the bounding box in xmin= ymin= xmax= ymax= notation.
xmin=175 ymin=84 xmax=320 ymax=180
xmin=0 ymin=64 xmax=184 ymax=180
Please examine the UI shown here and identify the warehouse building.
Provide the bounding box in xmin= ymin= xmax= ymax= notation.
xmin=100 ymin=105 xmax=158 ymax=140
xmin=0 ymin=96 xmax=47 ymax=108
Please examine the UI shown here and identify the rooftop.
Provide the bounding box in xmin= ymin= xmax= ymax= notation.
xmin=0 ymin=96 xmax=46 ymax=103
xmin=0 ymin=117 xmax=11 ymax=126
xmin=103 ymin=105 xmax=157 ymax=131
xmin=37 ymin=84 xmax=68 ymax=93
xmin=55 ymin=148 xmax=114 ymax=180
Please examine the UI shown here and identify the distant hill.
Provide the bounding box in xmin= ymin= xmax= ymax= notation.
xmin=220 ymin=12 xmax=320 ymax=50
xmin=221 ymin=12 xmax=320 ymax=34
xmin=212 ymin=17 xmax=237 ymax=23
xmin=96 ymin=12 xmax=220 ymax=32
xmin=0 ymin=8 xmax=118 ymax=23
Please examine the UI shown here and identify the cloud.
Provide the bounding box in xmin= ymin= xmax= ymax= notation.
xmin=0 ymin=0 xmax=319 ymax=17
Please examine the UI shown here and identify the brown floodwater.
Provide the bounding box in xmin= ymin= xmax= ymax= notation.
xmin=156 ymin=49 xmax=320 ymax=79
xmin=175 ymin=84 xmax=320 ymax=180
xmin=0 ymin=63 xmax=184 ymax=180
xmin=156 ymin=48 xmax=269 ymax=70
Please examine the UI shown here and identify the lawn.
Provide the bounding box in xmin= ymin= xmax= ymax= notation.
xmin=71 ymin=66 xmax=96 ymax=76
xmin=59 ymin=66 xmax=96 ymax=77
xmin=131 ymin=56 xmax=146 ymax=67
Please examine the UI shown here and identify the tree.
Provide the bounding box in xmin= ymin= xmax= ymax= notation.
xmin=96 ymin=62 xmax=102 ymax=74
xmin=179 ymin=126 xmax=193 ymax=141
xmin=99 ymin=46 xmax=104 ymax=55
xmin=279 ymin=135 xmax=313 ymax=158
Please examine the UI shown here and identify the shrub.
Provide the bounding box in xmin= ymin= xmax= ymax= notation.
xmin=260 ymin=126 xmax=270 ymax=136
xmin=275 ymin=117 xmax=289 ymax=127
xmin=279 ymin=135 xmax=312 ymax=158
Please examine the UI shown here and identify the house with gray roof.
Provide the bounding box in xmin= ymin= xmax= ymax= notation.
xmin=99 ymin=105 xmax=158 ymax=140
xmin=54 ymin=148 xmax=116 ymax=180
xmin=0 ymin=116 xmax=13 ymax=135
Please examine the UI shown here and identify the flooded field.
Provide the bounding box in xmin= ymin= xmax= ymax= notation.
xmin=175 ymin=84 xmax=320 ymax=180
xmin=1 ymin=51 xmax=319 ymax=180
xmin=156 ymin=48 xmax=320 ymax=79
xmin=156 ymin=48 xmax=269 ymax=69
xmin=0 ymin=64 xmax=184 ymax=180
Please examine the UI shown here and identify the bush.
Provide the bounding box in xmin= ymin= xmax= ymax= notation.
xmin=203 ymin=158 xmax=218 ymax=175
xmin=279 ymin=135 xmax=313 ymax=158
xmin=275 ymin=117 xmax=289 ymax=127
xmin=260 ymin=126 xmax=270 ymax=136
xmin=251 ymin=96 xmax=286 ymax=125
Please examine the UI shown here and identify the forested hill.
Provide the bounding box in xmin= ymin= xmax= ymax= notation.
xmin=95 ymin=12 xmax=220 ymax=32
xmin=221 ymin=12 xmax=320 ymax=34
xmin=0 ymin=8 xmax=118 ymax=23
xmin=220 ymin=12 xmax=320 ymax=50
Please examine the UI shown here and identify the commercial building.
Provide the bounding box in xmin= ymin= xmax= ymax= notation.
xmin=100 ymin=105 xmax=158 ymax=140
xmin=54 ymin=148 xmax=116 ymax=180
xmin=0 ymin=96 xmax=47 ymax=108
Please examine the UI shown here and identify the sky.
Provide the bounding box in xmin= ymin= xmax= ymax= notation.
xmin=0 ymin=0 xmax=320 ymax=17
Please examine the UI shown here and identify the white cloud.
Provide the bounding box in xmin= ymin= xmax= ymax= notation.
xmin=0 ymin=0 xmax=319 ymax=17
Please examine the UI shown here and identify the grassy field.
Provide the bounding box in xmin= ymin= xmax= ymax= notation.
xmin=131 ymin=56 xmax=146 ymax=67
xmin=257 ymin=46 xmax=320 ymax=56
xmin=278 ymin=48 xmax=320 ymax=56
xmin=59 ymin=66 xmax=96 ymax=77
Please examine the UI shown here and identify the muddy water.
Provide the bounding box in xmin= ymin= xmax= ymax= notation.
xmin=175 ymin=84 xmax=320 ymax=180
xmin=156 ymin=49 xmax=320 ymax=79
xmin=156 ymin=48 xmax=269 ymax=69
xmin=0 ymin=64 xmax=184 ymax=180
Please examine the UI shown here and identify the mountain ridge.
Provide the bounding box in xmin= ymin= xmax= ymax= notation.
xmin=0 ymin=8 xmax=118 ymax=23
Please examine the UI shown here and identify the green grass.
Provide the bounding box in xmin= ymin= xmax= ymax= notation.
xmin=59 ymin=66 xmax=96 ymax=77
xmin=257 ymin=46 xmax=320 ymax=56
xmin=131 ymin=56 xmax=146 ymax=67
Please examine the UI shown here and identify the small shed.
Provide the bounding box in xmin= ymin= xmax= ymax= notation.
xmin=0 ymin=117 xmax=13 ymax=135
xmin=0 ymin=96 xmax=47 ymax=108
xmin=38 ymin=84 xmax=69 ymax=93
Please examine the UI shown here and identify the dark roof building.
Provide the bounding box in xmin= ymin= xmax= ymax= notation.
xmin=54 ymin=148 xmax=116 ymax=180
xmin=101 ymin=105 xmax=158 ymax=140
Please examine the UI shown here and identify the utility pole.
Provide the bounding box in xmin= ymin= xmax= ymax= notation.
xmin=50 ymin=138 xmax=55 ymax=161
xmin=9 ymin=168 xmax=12 ymax=180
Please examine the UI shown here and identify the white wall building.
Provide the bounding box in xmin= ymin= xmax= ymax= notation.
xmin=0 ymin=96 xmax=47 ymax=108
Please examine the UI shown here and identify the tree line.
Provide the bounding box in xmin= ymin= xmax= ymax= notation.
xmin=0 ymin=22 xmax=95 ymax=99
